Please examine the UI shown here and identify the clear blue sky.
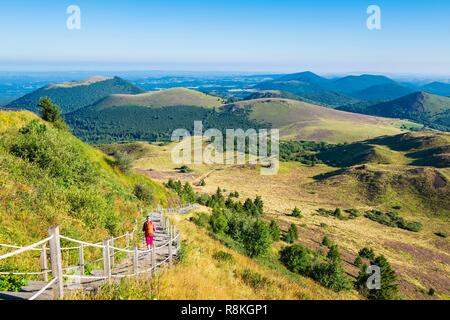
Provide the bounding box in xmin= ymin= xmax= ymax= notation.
xmin=0 ymin=0 xmax=449 ymax=75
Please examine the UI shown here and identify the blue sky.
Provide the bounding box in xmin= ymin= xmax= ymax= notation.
xmin=0 ymin=0 xmax=449 ymax=74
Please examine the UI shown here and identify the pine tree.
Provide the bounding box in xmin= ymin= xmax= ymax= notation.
xmin=269 ymin=220 xmax=281 ymax=241
xmin=355 ymin=255 xmax=399 ymax=300
xmin=285 ymin=224 xmax=299 ymax=243
xmin=38 ymin=97 xmax=68 ymax=130
xmin=291 ymin=207 xmax=302 ymax=218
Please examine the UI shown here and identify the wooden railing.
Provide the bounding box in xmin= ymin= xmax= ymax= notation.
xmin=0 ymin=206 xmax=192 ymax=300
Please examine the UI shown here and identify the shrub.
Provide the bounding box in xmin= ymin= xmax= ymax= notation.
xmin=435 ymin=231 xmax=448 ymax=238
xmin=333 ymin=208 xmax=342 ymax=218
xmin=401 ymin=221 xmax=423 ymax=232
xmin=279 ymin=244 xmax=314 ymax=275
xmin=354 ymin=255 xmax=363 ymax=268
xmin=319 ymin=223 xmax=328 ymax=228
xmin=212 ymin=251 xmax=234 ymax=263
xmin=311 ymin=260 xmax=352 ymax=292
xmin=321 ymin=236 xmax=333 ymax=248
xmin=199 ymin=179 xmax=206 ymax=186
xmin=239 ymin=269 xmax=271 ymax=290
xmin=133 ymin=184 xmax=154 ymax=204
xmin=243 ymin=220 xmax=272 ymax=257
xmin=177 ymin=241 xmax=190 ymax=264
xmin=358 ymin=247 xmax=376 ymax=260
xmin=285 ymin=224 xmax=299 ymax=244
xmin=291 ymin=207 xmax=302 ymax=218
xmin=327 ymin=244 xmax=340 ymax=261
xmin=345 ymin=209 xmax=361 ymax=219
xmin=269 ymin=220 xmax=281 ymax=241
xmin=179 ymin=165 xmax=192 ymax=173
xmin=365 ymin=210 xmax=422 ymax=232
xmin=209 ymin=209 xmax=228 ymax=235
xmin=10 ymin=121 xmax=98 ymax=186
xmin=0 ymin=274 xmax=27 ymax=292
xmin=113 ymin=151 xmax=132 ymax=174
xmin=191 ymin=212 xmax=210 ymax=228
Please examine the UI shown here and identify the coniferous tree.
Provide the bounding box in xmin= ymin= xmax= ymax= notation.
xmin=285 ymin=224 xmax=299 ymax=243
xmin=355 ymin=255 xmax=398 ymax=300
xmin=269 ymin=220 xmax=281 ymax=241
xmin=38 ymin=97 xmax=68 ymax=130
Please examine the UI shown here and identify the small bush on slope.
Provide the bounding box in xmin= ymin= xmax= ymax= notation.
xmin=0 ymin=111 xmax=169 ymax=271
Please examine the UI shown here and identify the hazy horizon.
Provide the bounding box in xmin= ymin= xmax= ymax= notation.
xmin=1 ymin=1 xmax=449 ymax=76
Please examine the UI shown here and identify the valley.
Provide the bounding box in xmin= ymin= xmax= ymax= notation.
xmin=121 ymin=131 xmax=450 ymax=299
xmin=1 ymin=71 xmax=449 ymax=301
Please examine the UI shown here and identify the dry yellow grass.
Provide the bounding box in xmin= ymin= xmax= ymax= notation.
xmin=131 ymin=142 xmax=450 ymax=300
xmin=153 ymin=212 xmax=360 ymax=300
xmin=71 ymin=210 xmax=360 ymax=300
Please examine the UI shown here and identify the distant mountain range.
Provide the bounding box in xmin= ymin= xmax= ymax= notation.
xmin=4 ymin=72 xmax=450 ymax=142
xmin=254 ymin=71 xmax=450 ymax=107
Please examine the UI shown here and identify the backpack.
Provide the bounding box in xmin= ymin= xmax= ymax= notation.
xmin=145 ymin=221 xmax=154 ymax=237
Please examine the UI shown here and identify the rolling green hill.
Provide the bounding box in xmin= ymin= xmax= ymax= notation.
xmin=227 ymin=98 xmax=418 ymax=143
xmin=0 ymin=110 xmax=170 ymax=257
xmin=5 ymin=76 xmax=145 ymax=114
xmin=317 ymin=131 xmax=450 ymax=168
xmin=245 ymin=90 xmax=303 ymax=101
xmin=65 ymin=88 xmax=266 ymax=143
xmin=92 ymin=87 xmax=224 ymax=110
xmin=339 ymin=92 xmax=450 ymax=131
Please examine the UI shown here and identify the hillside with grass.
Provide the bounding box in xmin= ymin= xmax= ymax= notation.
xmin=129 ymin=131 xmax=450 ymax=299
xmin=339 ymin=92 xmax=450 ymax=131
xmin=0 ymin=110 xmax=171 ymax=274
xmin=227 ymin=98 xmax=419 ymax=143
xmin=91 ymin=88 xmax=224 ymax=110
xmin=5 ymin=77 xmax=145 ymax=114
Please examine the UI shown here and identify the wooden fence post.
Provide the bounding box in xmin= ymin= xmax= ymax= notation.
xmin=133 ymin=247 xmax=139 ymax=276
xmin=110 ymin=237 xmax=114 ymax=267
xmin=151 ymin=243 xmax=156 ymax=273
xmin=79 ymin=244 xmax=84 ymax=276
xmin=40 ymin=244 xmax=48 ymax=282
xmin=103 ymin=240 xmax=111 ymax=279
xmin=168 ymin=227 xmax=173 ymax=265
xmin=49 ymin=226 xmax=64 ymax=299
xmin=125 ymin=232 xmax=130 ymax=250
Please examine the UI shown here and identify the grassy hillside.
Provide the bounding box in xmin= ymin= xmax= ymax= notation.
xmin=5 ymin=77 xmax=144 ymax=114
xmin=339 ymin=92 xmax=450 ymax=131
xmin=228 ymin=98 xmax=418 ymax=143
xmin=245 ymin=90 xmax=303 ymax=101
xmin=0 ymin=111 xmax=171 ymax=272
xmin=92 ymin=88 xmax=224 ymax=110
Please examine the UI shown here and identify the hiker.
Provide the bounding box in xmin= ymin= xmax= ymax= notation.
xmin=143 ymin=216 xmax=156 ymax=250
